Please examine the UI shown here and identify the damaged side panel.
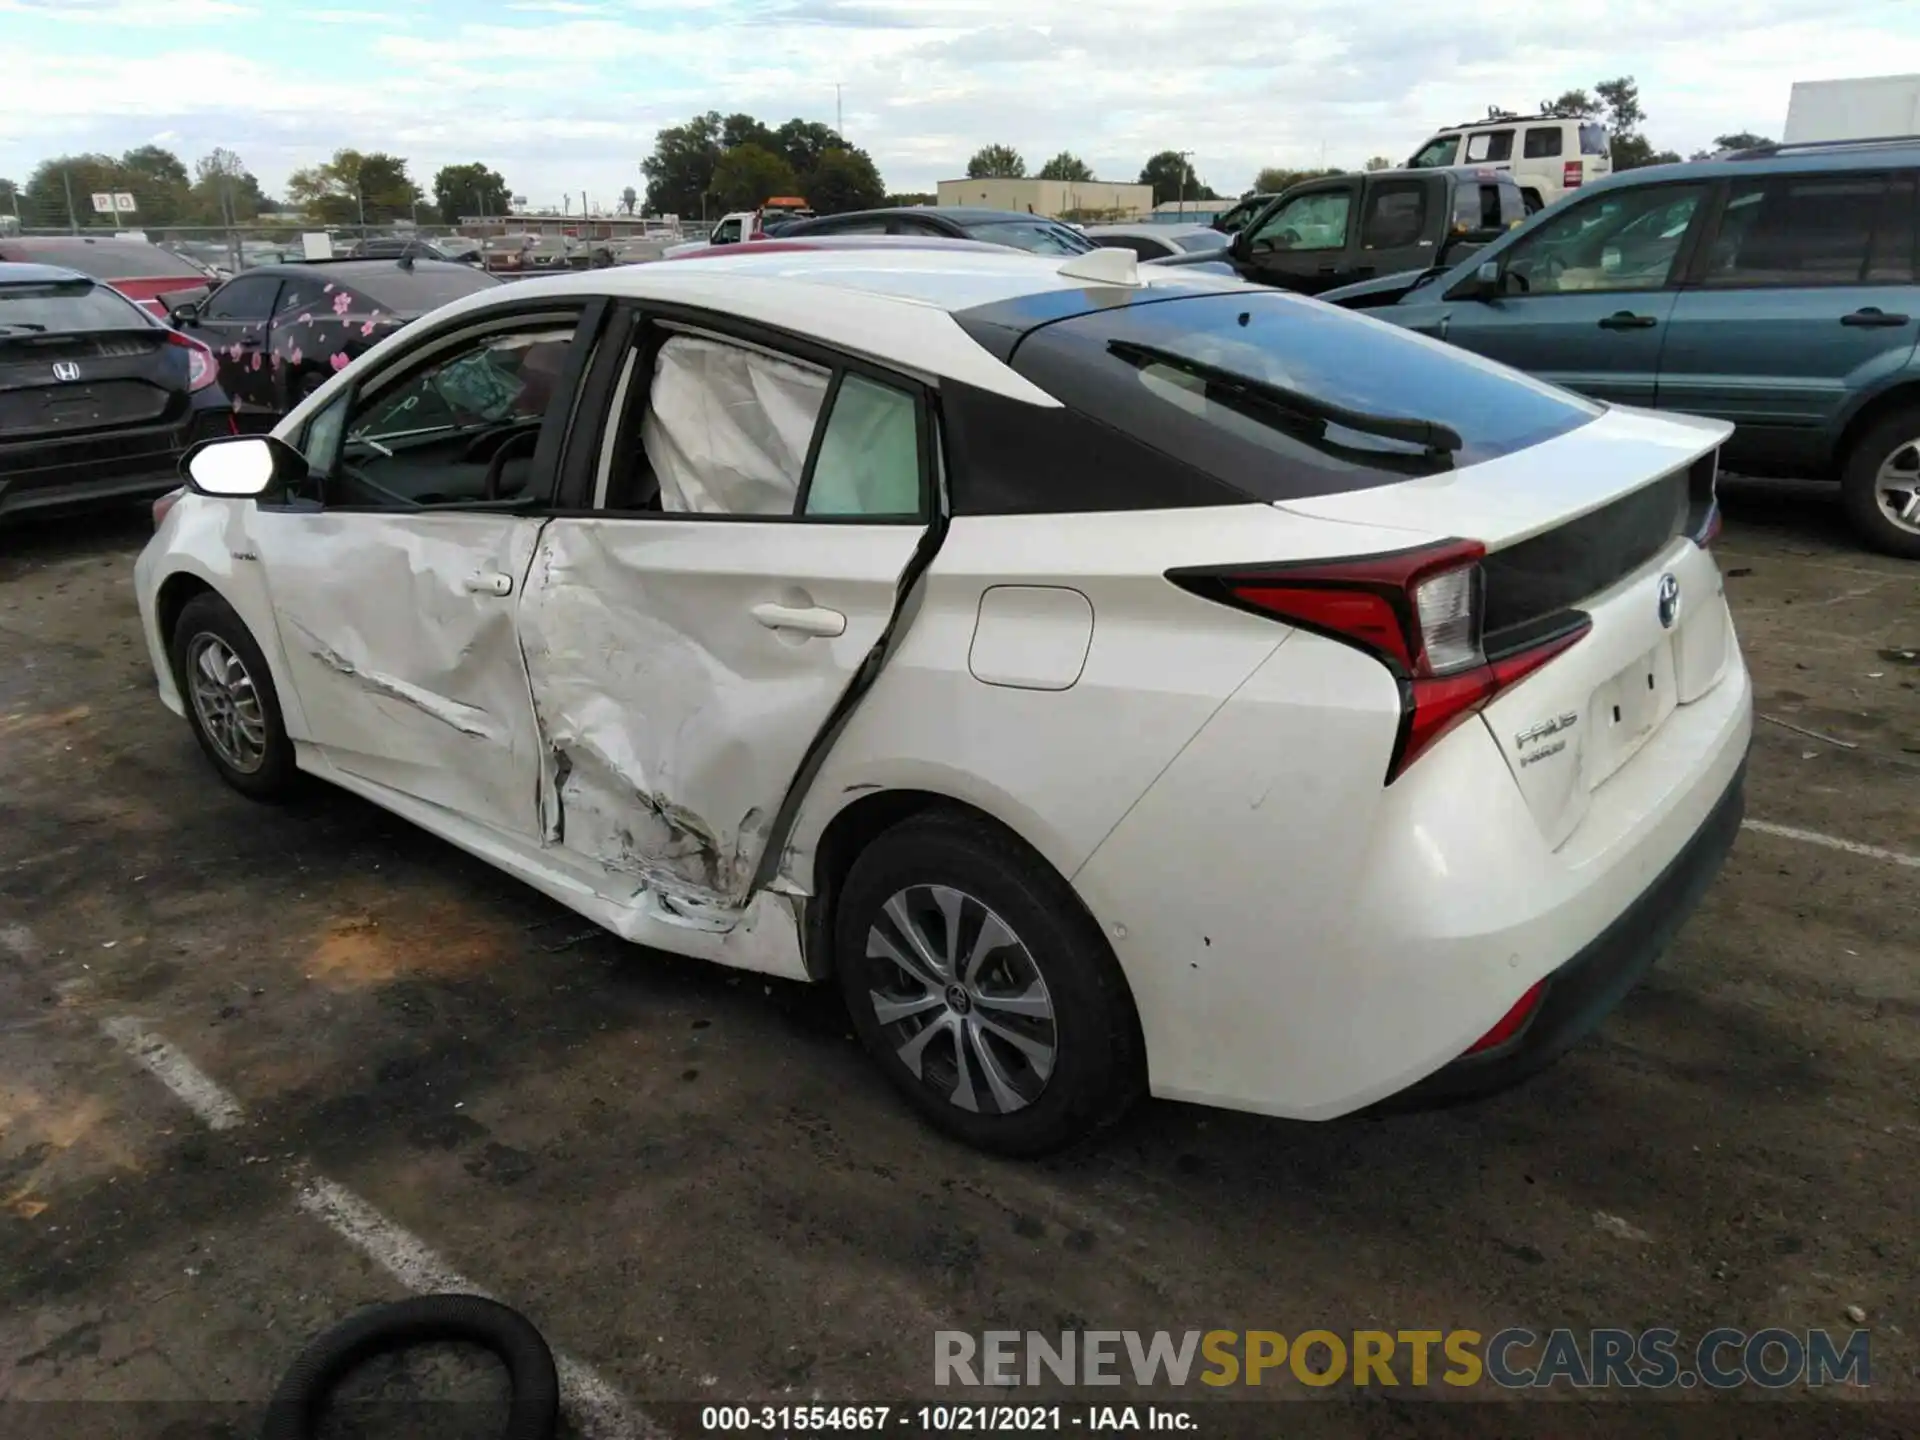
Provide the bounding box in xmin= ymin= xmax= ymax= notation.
xmin=248 ymin=509 xmax=551 ymax=839
xmin=516 ymin=515 xmax=926 ymax=917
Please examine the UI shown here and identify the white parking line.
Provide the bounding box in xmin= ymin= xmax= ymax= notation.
xmin=297 ymin=1178 xmax=655 ymax=1439
xmin=98 ymin=1016 xmax=651 ymax=1438
xmin=100 ymin=1017 xmax=246 ymax=1130
xmin=1743 ymin=820 xmax=1919 ymax=870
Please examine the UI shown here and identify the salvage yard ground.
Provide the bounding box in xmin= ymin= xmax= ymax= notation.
xmin=0 ymin=476 xmax=1915 ymax=1435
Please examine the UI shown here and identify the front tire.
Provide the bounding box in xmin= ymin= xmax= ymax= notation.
xmin=170 ymin=591 xmax=300 ymax=801
xmin=1841 ymin=408 xmax=1920 ymax=559
xmin=834 ymin=809 xmax=1144 ymax=1156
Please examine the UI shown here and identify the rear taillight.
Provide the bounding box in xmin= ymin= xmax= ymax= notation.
xmin=152 ymin=488 xmax=184 ymax=529
xmin=1465 ymin=979 xmax=1546 ymax=1055
xmin=165 ymin=329 xmax=217 ymax=392
xmin=1562 ymin=161 xmax=1582 ymax=190
xmin=1170 ymin=539 xmax=1590 ymax=784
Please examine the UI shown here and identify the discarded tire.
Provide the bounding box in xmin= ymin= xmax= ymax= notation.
xmin=259 ymin=1293 xmax=559 ymax=1440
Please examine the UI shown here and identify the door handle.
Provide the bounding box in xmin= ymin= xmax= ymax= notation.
xmin=1841 ymin=307 xmax=1911 ymax=328
xmin=1598 ymin=311 xmax=1658 ymax=330
xmin=1315 ymin=261 xmax=1339 ymax=273
xmin=751 ymin=602 xmax=846 ymax=638
xmin=463 ymin=572 xmax=513 ymax=596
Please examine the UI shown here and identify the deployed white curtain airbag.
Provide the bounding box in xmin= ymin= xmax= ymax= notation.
xmin=641 ymin=335 xmax=830 ymax=514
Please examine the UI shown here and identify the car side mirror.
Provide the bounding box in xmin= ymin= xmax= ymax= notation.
xmin=1229 ymin=230 xmax=1253 ymax=262
xmin=169 ymin=302 xmax=200 ymax=327
xmin=181 ymin=435 xmax=306 ymax=499
xmin=1447 ymin=259 xmax=1504 ymax=302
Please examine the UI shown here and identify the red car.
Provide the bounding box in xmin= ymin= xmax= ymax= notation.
xmin=0 ymin=236 xmax=212 ymax=321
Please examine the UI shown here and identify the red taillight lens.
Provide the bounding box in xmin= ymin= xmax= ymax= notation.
xmin=152 ymin=487 xmax=184 ymax=529
xmin=1562 ymin=161 xmax=1582 ymax=189
xmin=165 ymin=330 xmax=217 ymax=392
xmin=1172 ymin=538 xmax=1589 ymax=784
xmin=1466 ymin=979 xmax=1546 ymax=1055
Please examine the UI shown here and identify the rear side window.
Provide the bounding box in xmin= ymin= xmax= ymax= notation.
xmin=1523 ymin=127 xmax=1565 ymax=158
xmin=966 ymin=220 xmax=1092 ymax=254
xmin=0 ymin=279 xmax=147 ymax=334
xmin=1000 ymin=292 xmax=1600 ymax=503
xmin=1360 ymin=183 xmax=1427 ymax=249
xmin=275 ymin=273 xmax=330 ymax=316
xmin=1465 ymin=129 xmax=1515 ymax=163
xmin=203 ymin=274 xmax=280 ymax=320
xmin=1701 ymin=174 xmax=1915 ymax=287
xmin=1580 ymin=124 xmax=1610 ymax=156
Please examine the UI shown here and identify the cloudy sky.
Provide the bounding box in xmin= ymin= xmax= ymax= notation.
xmin=2 ymin=0 xmax=1917 ymax=210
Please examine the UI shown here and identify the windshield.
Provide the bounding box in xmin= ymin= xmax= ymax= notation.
xmin=350 ymin=265 xmax=502 ymax=313
xmin=1407 ymin=136 xmax=1460 ymax=169
xmin=13 ymin=241 xmax=209 ymax=281
xmin=1004 ymin=291 xmax=1600 ymax=499
xmin=965 ymin=220 xmax=1093 ymax=254
xmin=0 ymin=279 xmax=149 ymax=334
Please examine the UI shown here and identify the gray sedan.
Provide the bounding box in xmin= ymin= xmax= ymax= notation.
xmin=1079 ymin=223 xmax=1230 ymax=262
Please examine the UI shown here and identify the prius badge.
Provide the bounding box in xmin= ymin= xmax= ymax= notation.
xmin=52 ymin=361 xmax=82 ymax=382
xmin=1657 ymin=572 xmax=1680 ymax=630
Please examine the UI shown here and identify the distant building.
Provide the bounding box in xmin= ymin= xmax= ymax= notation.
xmin=1149 ymin=199 xmax=1232 ymax=225
xmin=935 ymin=178 xmax=1154 ymax=221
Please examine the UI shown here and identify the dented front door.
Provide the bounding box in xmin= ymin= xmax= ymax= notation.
xmin=250 ymin=509 xmax=547 ymax=837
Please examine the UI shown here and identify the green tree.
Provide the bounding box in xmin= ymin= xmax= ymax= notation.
xmin=1593 ymin=76 xmax=1682 ymax=170
xmin=188 ymin=148 xmax=270 ymax=226
xmin=804 ymin=147 xmax=885 ymax=214
xmin=1364 ymin=155 xmax=1394 ymax=171
xmin=776 ymin=119 xmax=849 ymax=181
xmin=643 ymin=111 xmax=724 ymax=217
xmin=1037 ymin=151 xmax=1094 ymax=182
xmin=1138 ymin=150 xmax=1214 ymax=205
xmin=722 ymin=113 xmax=782 ymax=154
xmin=885 ymin=191 xmax=936 ymax=207
xmin=433 ymin=162 xmax=510 ymax=222
xmin=1540 ymin=89 xmax=1596 ymax=115
xmin=1252 ymin=165 xmax=1341 ymax=196
xmin=22 ymin=154 xmax=118 ymax=229
xmin=285 ymin=150 xmax=422 ymax=225
xmin=118 ymin=145 xmax=191 ymax=223
xmin=966 ymin=144 xmax=1026 ymax=180
xmin=620 ymin=185 xmax=638 ymax=215
xmin=1713 ymin=131 xmax=1772 ymax=152
xmin=710 ymin=143 xmax=798 ymax=212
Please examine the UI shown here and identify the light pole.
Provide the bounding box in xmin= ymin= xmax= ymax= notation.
xmin=1176 ymin=149 xmax=1192 ymax=215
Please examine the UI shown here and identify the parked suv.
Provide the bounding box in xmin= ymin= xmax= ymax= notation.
xmin=1159 ymin=167 xmax=1525 ymax=295
xmin=1407 ymin=111 xmax=1613 ymax=211
xmin=1322 ymin=138 xmax=1920 ymax=557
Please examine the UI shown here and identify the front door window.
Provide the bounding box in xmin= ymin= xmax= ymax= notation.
xmin=1250 ymin=191 xmax=1352 ymax=252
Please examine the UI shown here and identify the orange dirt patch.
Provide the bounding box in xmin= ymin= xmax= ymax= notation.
xmin=0 ymin=705 xmax=91 ymax=736
xmin=305 ymin=904 xmax=509 ymax=990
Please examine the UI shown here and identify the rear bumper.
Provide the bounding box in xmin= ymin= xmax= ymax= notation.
xmin=0 ymin=408 xmax=229 ymax=518
xmin=1388 ymin=752 xmax=1747 ymax=1108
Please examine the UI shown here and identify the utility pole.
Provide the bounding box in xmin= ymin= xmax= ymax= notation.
xmin=62 ymin=165 xmax=78 ymax=233
xmin=1176 ymin=149 xmax=1192 ymax=214
xmin=835 ymin=83 xmax=843 ymax=137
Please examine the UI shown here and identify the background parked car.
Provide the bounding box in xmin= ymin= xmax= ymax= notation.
xmin=1406 ymin=109 xmax=1613 ymax=211
xmin=1158 ymin=167 xmax=1525 ymax=295
xmin=0 ymin=236 xmax=212 ymax=321
xmin=1079 ymin=223 xmax=1231 ymax=261
xmin=168 ymin=257 xmax=501 ymax=425
xmin=1 ymin=262 xmax=228 ymax=521
xmin=776 ymin=207 xmax=1094 ymax=254
xmin=1211 ymin=193 xmax=1277 ymax=235
xmin=1322 ymin=137 xmax=1920 ymax=558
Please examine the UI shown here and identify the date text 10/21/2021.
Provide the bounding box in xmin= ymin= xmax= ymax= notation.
xmin=701 ymin=1406 xmax=1191 ymax=1432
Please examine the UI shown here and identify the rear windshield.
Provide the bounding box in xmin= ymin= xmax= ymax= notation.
xmin=966 ymin=220 xmax=1093 ymax=255
xmin=349 ymin=265 xmax=502 ymax=312
xmin=11 ymin=241 xmax=208 ymax=281
xmin=1580 ymin=123 xmax=1610 ymax=156
xmin=1004 ymin=292 xmax=1600 ymax=499
xmin=0 ymin=279 xmax=148 ymax=334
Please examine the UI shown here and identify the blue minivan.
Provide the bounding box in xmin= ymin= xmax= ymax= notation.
xmin=1323 ymin=138 xmax=1920 ymax=557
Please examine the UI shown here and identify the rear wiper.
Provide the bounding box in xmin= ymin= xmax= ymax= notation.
xmin=0 ymin=322 xmax=49 ymax=334
xmin=1107 ymin=339 xmax=1463 ymax=456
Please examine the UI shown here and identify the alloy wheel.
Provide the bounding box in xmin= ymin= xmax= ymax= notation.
xmin=865 ymin=884 xmax=1057 ymax=1115
xmin=185 ymin=632 xmax=268 ymax=774
xmin=1872 ymin=438 xmax=1920 ymax=536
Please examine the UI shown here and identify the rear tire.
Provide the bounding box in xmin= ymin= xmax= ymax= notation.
xmin=834 ymin=808 xmax=1144 ymax=1156
xmin=1841 ymin=408 xmax=1920 ymax=559
xmin=170 ymin=591 xmax=301 ymax=801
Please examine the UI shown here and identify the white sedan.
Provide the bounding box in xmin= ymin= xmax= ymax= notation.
xmin=136 ymin=244 xmax=1753 ymax=1155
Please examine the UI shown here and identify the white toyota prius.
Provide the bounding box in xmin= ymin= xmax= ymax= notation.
xmin=135 ymin=243 xmax=1752 ymax=1154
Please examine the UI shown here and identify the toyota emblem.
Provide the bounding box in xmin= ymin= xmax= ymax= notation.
xmin=52 ymin=361 xmax=81 ymax=382
xmin=1656 ymin=573 xmax=1680 ymax=630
